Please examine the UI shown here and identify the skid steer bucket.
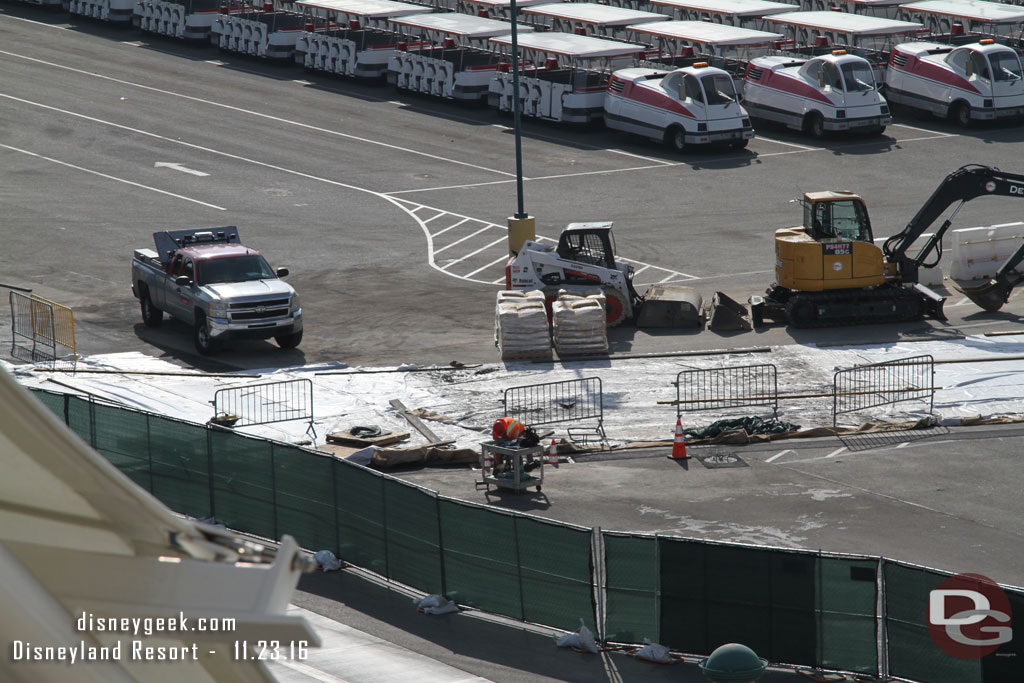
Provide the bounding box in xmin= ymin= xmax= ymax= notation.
xmin=635 ymin=284 xmax=703 ymax=328
xmin=956 ymin=279 xmax=1013 ymax=312
xmin=707 ymin=291 xmax=752 ymax=331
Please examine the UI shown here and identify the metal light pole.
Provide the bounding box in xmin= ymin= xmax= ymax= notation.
xmin=506 ymin=0 xmax=536 ymax=257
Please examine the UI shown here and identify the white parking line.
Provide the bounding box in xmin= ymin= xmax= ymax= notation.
xmin=766 ymin=450 xmax=793 ymax=463
xmin=891 ymin=122 xmax=955 ymax=136
xmin=439 ymin=236 xmax=508 ymax=270
xmin=753 ymin=136 xmax=818 ymax=151
xmin=464 ymin=254 xmax=511 ymax=279
xmin=433 ymin=224 xmax=497 ymax=254
xmin=0 ymin=143 xmax=226 ymax=211
xmin=431 ymin=217 xmax=470 ymax=238
xmin=0 ymin=50 xmax=518 ymax=179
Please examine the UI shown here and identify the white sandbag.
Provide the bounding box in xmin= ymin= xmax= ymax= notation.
xmin=414 ymin=594 xmax=459 ymax=615
xmin=554 ymin=618 xmax=599 ymax=653
xmin=634 ymin=639 xmax=673 ymax=663
xmin=314 ymin=550 xmax=342 ymax=571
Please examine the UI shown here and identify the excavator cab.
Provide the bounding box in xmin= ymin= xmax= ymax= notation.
xmin=804 ymin=192 xmax=873 ymax=243
xmin=774 ymin=192 xmax=887 ymax=293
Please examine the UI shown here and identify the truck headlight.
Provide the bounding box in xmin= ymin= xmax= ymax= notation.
xmin=290 ymin=294 xmax=301 ymax=314
xmin=208 ymin=301 xmax=228 ymax=319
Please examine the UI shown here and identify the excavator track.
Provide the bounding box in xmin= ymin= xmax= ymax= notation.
xmin=782 ymin=286 xmax=936 ymax=328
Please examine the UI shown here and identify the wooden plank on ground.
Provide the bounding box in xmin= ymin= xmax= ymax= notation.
xmin=326 ymin=429 xmax=410 ymax=447
xmin=389 ymin=399 xmax=445 ymax=444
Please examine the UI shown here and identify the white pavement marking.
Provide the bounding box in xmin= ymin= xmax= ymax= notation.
xmin=439 ymin=236 xmax=508 ymax=270
xmin=891 ymin=122 xmax=955 ymax=136
xmin=4 ymin=15 xmax=72 ymax=30
xmin=754 ymin=135 xmax=817 ymax=151
xmin=463 ymin=253 xmax=511 ymax=279
xmin=766 ymin=450 xmax=793 ymax=463
xmin=0 ymin=55 xmax=770 ymax=287
xmin=0 ymin=143 xmax=226 ymax=211
xmin=0 ymin=51 xmax=518 ymax=179
xmin=433 ymin=224 xmax=496 ymax=254
xmin=431 ymin=217 xmax=470 ymax=237
xmin=154 ymin=161 xmax=209 ymax=176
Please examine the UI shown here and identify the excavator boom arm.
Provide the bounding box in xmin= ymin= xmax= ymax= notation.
xmin=882 ymin=165 xmax=1024 ymax=282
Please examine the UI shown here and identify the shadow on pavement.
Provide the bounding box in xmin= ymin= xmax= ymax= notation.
xmin=294 ymin=569 xmax=812 ymax=683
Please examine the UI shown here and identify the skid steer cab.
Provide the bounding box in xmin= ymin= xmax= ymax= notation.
xmin=505 ymin=222 xmax=643 ymax=327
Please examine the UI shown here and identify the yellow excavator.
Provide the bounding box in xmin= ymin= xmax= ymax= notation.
xmin=759 ymin=164 xmax=1024 ymax=327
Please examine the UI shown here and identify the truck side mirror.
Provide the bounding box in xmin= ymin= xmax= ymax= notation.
xmin=276 ymin=267 xmax=290 ymax=277
xmin=175 ymin=275 xmax=191 ymax=287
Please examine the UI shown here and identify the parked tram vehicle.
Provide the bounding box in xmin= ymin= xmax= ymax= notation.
xmin=764 ymin=10 xmax=924 ymax=76
xmin=388 ymin=14 xmax=535 ymax=100
xmin=489 ymin=33 xmax=648 ymax=123
xmin=294 ymin=0 xmax=433 ymax=79
xmin=884 ymin=38 xmax=1024 ymax=126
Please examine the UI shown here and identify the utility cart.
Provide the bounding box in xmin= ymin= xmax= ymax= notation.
xmin=477 ymin=441 xmax=545 ymax=493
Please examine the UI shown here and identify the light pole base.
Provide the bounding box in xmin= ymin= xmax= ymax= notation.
xmin=507 ymin=215 xmax=536 ymax=257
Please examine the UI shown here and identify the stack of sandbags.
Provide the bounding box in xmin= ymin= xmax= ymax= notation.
xmin=552 ymin=290 xmax=608 ymax=356
xmin=495 ymin=290 xmax=551 ymax=360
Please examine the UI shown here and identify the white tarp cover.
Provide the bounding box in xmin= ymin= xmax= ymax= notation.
xmin=9 ymin=332 xmax=1024 ymax=448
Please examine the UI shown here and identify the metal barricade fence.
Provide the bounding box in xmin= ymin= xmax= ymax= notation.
xmin=503 ymin=376 xmax=605 ymax=444
xmin=832 ymin=355 xmax=935 ymax=427
xmin=9 ymin=291 xmax=77 ymax=365
xmin=213 ymin=378 xmax=316 ymax=440
xmin=674 ymin=364 xmax=778 ymax=418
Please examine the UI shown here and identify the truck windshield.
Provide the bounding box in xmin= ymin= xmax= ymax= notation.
xmin=699 ymin=73 xmax=737 ymax=105
xmin=989 ymin=51 xmax=1023 ymax=82
xmin=197 ymin=256 xmax=276 ymax=285
xmin=840 ymin=61 xmax=875 ymax=92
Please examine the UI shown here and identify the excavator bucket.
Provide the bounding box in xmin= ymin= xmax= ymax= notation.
xmin=707 ymin=291 xmax=752 ymax=332
xmin=956 ymin=279 xmax=1012 ymax=312
xmin=635 ymin=284 xmax=703 ymax=328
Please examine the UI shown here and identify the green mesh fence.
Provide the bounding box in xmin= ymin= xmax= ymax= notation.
xmin=32 ymin=389 xmax=67 ymax=422
xmin=603 ymin=533 xmax=658 ymax=644
xmin=382 ymin=479 xmax=443 ymax=595
xmin=818 ymin=557 xmax=878 ymax=674
xmin=986 ymin=586 xmax=1023 ymax=682
xmin=440 ymin=500 xmax=522 ymax=618
xmin=335 ymin=460 xmax=387 ymax=575
xmin=656 ymin=537 xmax=878 ymax=673
xmin=30 ymin=386 xmax=1020 ymax=683
xmin=92 ymin=401 xmax=152 ymax=493
xmin=516 ymin=516 xmax=593 ymax=633
xmin=147 ymin=414 xmax=213 ymax=520
xmin=209 ymin=429 xmax=276 ymax=540
xmin=66 ymin=393 xmax=95 ymax=447
xmin=885 ymin=561 xmax=984 ymax=683
xmin=274 ymin=444 xmax=337 ymax=554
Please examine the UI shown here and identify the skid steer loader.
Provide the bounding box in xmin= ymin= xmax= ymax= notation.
xmin=505 ymin=222 xmax=705 ymax=327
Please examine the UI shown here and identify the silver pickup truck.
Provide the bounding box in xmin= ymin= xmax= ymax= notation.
xmin=131 ymin=227 xmax=302 ymax=355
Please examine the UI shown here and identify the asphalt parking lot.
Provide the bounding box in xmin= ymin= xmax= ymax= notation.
xmin=2 ymin=6 xmax=1023 ymax=680
xmin=3 ymin=4 xmax=1024 ymax=372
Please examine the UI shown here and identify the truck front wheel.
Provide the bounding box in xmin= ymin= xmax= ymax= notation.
xmin=140 ymin=287 xmax=163 ymax=328
xmin=193 ymin=311 xmax=219 ymax=356
xmin=275 ymin=330 xmax=303 ymax=349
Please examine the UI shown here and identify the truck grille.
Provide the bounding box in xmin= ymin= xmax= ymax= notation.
xmin=229 ymin=298 xmax=290 ymax=320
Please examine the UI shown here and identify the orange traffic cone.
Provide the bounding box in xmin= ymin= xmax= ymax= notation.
xmin=547 ymin=439 xmax=559 ymax=467
xmin=483 ymin=450 xmax=494 ymax=472
xmin=670 ymin=418 xmax=689 ymax=460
